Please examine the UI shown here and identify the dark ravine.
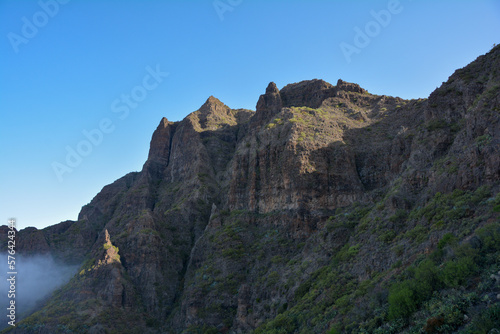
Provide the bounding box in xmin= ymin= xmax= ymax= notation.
xmin=2 ymin=46 xmax=500 ymax=333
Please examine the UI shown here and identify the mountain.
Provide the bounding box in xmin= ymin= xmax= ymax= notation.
xmin=2 ymin=45 xmax=500 ymax=333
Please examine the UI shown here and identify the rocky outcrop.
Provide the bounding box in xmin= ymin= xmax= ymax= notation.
xmin=253 ymin=82 xmax=282 ymax=125
xmin=281 ymin=79 xmax=334 ymax=108
xmin=195 ymin=96 xmax=235 ymax=130
xmin=15 ymin=227 xmax=50 ymax=255
xmin=279 ymin=78 xmax=366 ymax=109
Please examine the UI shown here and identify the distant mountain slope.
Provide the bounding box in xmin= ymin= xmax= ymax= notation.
xmin=2 ymin=45 xmax=499 ymax=334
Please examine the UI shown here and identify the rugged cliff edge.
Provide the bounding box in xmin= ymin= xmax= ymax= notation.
xmin=2 ymin=46 xmax=500 ymax=333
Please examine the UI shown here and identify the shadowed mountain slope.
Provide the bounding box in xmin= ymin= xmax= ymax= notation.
xmin=2 ymin=45 xmax=500 ymax=333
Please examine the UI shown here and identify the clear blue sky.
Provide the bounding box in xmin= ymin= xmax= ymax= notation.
xmin=1 ymin=0 xmax=499 ymax=230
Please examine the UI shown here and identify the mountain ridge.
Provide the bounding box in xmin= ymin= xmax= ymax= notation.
xmin=2 ymin=45 xmax=500 ymax=333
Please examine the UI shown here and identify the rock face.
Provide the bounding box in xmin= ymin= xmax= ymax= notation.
xmin=253 ymin=82 xmax=282 ymax=125
xmin=3 ymin=46 xmax=500 ymax=333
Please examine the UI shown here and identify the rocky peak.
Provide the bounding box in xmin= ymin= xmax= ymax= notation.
xmin=147 ymin=117 xmax=174 ymax=163
xmin=199 ymin=95 xmax=228 ymax=114
xmin=254 ymin=82 xmax=283 ymax=124
xmin=279 ymin=78 xmax=367 ymax=108
xmin=280 ymin=79 xmax=335 ymax=108
xmin=265 ymin=81 xmax=280 ymax=94
xmin=191 ymin=96 xmax=235 ymax=131
xmin=17 ymin=226 xmax=51 ymax=256
xmin=335 ymin=79 xmax=366 ymax=94
xmin=426 ymin=44 xmax=500 ymax=123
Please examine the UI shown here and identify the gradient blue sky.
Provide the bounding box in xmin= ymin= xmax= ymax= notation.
xmin=1 ymin=0 xmax=499 ymax=230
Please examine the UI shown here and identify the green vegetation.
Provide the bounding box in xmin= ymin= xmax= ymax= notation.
xmin=326 ymin=204 xmax=372 ymax=232
xmin=266 ymin=118 xmax=284 ymax=129
xmin=383 ymin=221 xmax=500 ymax=331
xmin=409 ymin=186 xmax=491 ymax=225
xmin=425 ymin=119 xmax=448 ymax=131
xmin=254 ymin=185 xmax=499 ymax=333
xmin=404 ymin=225 xmax=428 ymax=243
xmin=221 ymin=244 xmax=245 ymax=259
xmin=437 ymin=232 xmax=457 ymax=249
xmin=140 ymin=228 xmax=160 ymax=236
xmin=388 ymin=209 xmax=408 ymax=224
xmin=256 ymin=265 xmax=357 ymax=334
xmin=378 ymin=230 xmax=396 ymax=243
xmin=434 ymin=155 xmax=459 ymax=175
xmin=475 ymin=133 xmax=492 ymax=149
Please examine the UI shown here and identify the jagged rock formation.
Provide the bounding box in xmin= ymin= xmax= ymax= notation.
xmin=2 ymin=46 xmax=500 ymax=333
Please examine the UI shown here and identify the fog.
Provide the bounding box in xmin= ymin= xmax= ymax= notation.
xmin=0 ymin=254 xmax=79 ymax=328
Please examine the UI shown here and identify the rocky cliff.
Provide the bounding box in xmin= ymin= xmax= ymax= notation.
xmin=2 ymin=46 xmax=500 ymax=333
